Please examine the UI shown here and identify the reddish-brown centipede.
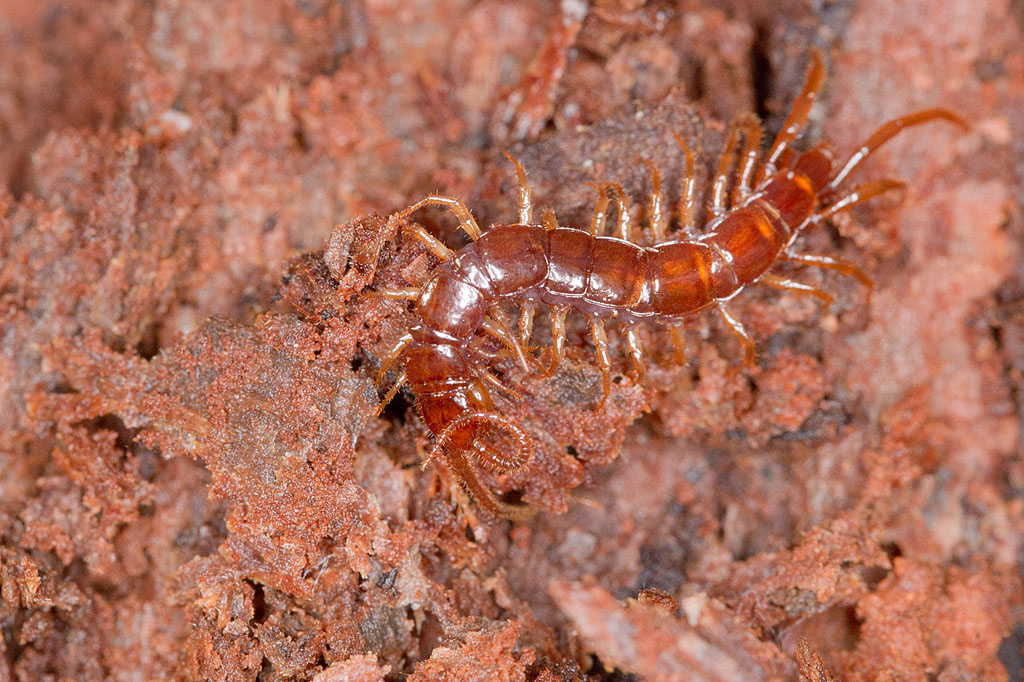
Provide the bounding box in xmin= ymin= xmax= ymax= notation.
xmin=371 ymin=49 xmax=965 ymax=520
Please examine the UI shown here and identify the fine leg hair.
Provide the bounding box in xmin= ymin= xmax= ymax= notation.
xmin=761 ymin=273 xmax=834 ymax=306
xmin=823 ymin=109 xmax=968 ymax=195
xmin=733 ymin=114 xmax=764 ymax=204
xmin=711 ymin=124 xmax=740 ymax=219
xmin=399 ymin=195 xmax=482 ymax=240
xmin=588 ymin=182 xmax=611 ymax=236
xmin=403 ymin=224 xmax=453 ymax=260
xmin=503 ymin=151 xmax=534 ymax=224
xmin=813 ymin=179 xmax=906 ymax=225
xmin=785 ymin=252 xmax=874 ymax=288
xmin=717 ymin=303 xmax=757 ymax=366
xmin=673 ymin=132 xmax=697 ymax=235
xmin=758 ymin=47 xmax=826 ymax=184
xmin=642 ymin=160 xmax=666 ymax=241
xmin=590 ymin=319 xmax=612 ymax=409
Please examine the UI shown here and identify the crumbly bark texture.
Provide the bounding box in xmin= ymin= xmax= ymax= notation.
xmin=2 ymin=0 xmax=1022 ymax=680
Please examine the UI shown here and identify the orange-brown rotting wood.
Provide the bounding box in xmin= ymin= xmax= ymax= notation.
xmin=373 ymin=49 xmax=966 ymax=520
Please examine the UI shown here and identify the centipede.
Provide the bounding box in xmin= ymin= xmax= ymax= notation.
xmin=369 ymin=48 xmax=965 ymax=520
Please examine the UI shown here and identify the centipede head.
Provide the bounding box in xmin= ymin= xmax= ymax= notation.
xmin=421 ymin=409 xmax=536 ymax=520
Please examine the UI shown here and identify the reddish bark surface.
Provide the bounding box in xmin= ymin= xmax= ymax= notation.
xmin=1 ymin=1 xmax=1022 ymax=680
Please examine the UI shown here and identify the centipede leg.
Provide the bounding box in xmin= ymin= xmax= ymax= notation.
xmin=588 ymin=183 xmax=611 ymax=235
xmin=812 ymin=179 xmax=906 ymax=224
xmin=606 ymin=182 xmax=632 ymax=241
xmin=625 ymin=326 xmax=646 ymax=380
xmin=784 ymin=252 xmax=874 ymax=289
xmin=503 ymin=151 xmax=534 ymax=224
xmin=481 ymin=316 xmax=530 ymax=371
xmin=758 ymin=48 xmax=825 ymax=184
xmin=733 ymin=114 xmax=764 ymax=205
xmin=717 ymin=304 xmax=757 ymax=367
xmin=481 ymin=369 xmax=523 ymax=401
xmin=823 ymin=109 xmax=968 ymax=194
xmin=403 ymin=224 xmax=452 ymax=260
xmin=761 ymin=273 xmax=834 ymax=306
xmin=375 ymin=371 xmax=407 ymax=416
xmin=669 ymin=325 xmax=687 ymax=365
xmin=590 ymin=319 xmax=612 ymax=409
xmin=643 ymin=160 xmax=666 ymax=242
xmin=545 ymin=305 xmax=569 ymax=376
xmin=711 ymin=124 xmax=740 ymax=219
xmin=399 ymin=194 xmax=482 ymax=240
xmin=518 ymin=303 xmax=536 ymax=347
xmin=672 ymin=132 xmax=698 ymax=236
xmin=375 ymin=332 xmax=413 ymax=386
xmin=372 ymin=286 xmax=422 ymax=301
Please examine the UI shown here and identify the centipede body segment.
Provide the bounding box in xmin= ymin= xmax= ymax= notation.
xmin=371 ymin=49 xmax=966 ymax=520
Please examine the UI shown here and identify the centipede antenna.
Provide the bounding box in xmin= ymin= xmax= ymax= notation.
xmin=761 ymin=274 xmax=834 ymax=306
xmin=375 ymin=332 xmax=413 ymax=387
xmin=503 ymin=151 xmax=534 ymax=224
xmin=403 ymin=224 xmax=453 ymax=260
xmin=473 ymin=441 xmax=528 ymax=472
xmin=588 ymin=182 xmax=611 ymax=235
xmin=759 ymin=47 xmax=826 ymax=184
xmin=399 ymin=194 xmax=482 ymax=240
xmin=642 ymin=160 xmax=666 ymax=242
xmin=424 ymin=412 xmax=535 ymax=520
xmin=375 ymin=371 xmax=407 ymax=417
xmin=672 ymin=132 xmax=697 ymax=234
xmin=813 ymin=179 xmax=906 ymax=224
xmin=823 ymin=109 xmax=968 ymax=194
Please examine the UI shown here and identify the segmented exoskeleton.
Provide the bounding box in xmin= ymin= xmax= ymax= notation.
xmin=372 ymin=49 xmax=965 ymax=519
